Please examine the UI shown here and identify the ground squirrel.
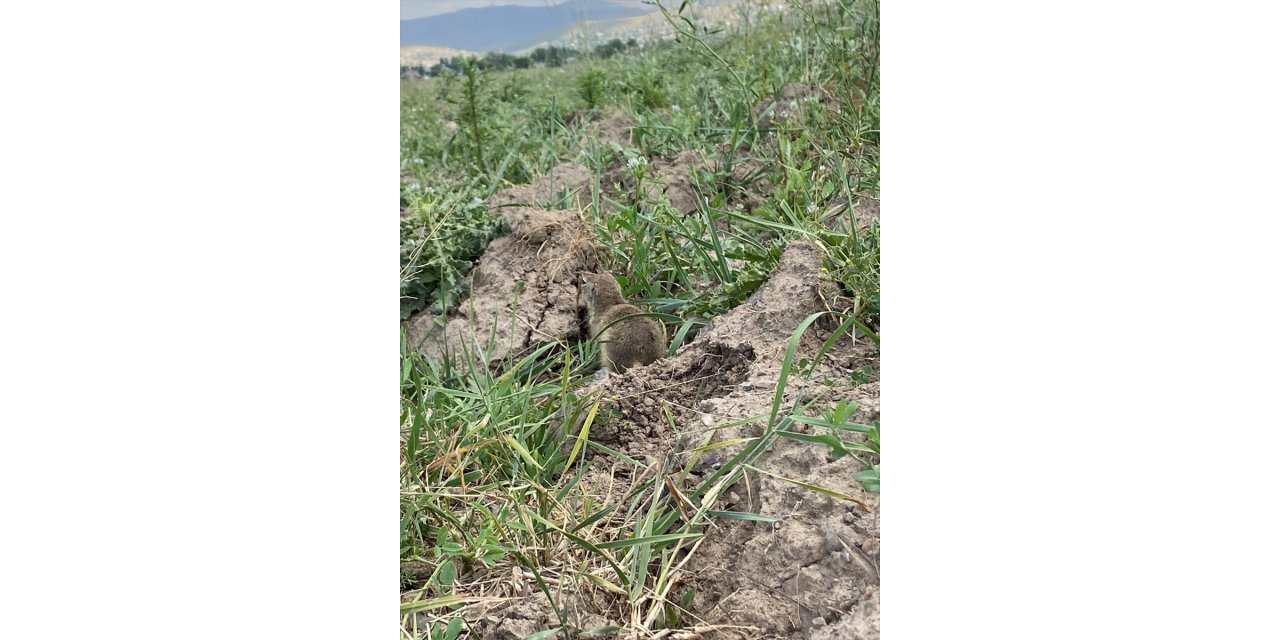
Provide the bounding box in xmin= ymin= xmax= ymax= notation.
xmin=580 ymin=272 xmax=665 ymax=374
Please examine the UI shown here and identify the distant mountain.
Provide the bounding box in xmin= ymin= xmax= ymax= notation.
xmin=399 ymin=1 xmax=654 ymax=53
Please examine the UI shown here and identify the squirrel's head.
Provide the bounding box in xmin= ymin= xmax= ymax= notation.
xmin=579 ymin=272 xmax=623 ymax=309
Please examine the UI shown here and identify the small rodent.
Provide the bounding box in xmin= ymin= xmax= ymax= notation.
xmin=580 ymin=272 xmax=665 ymax=373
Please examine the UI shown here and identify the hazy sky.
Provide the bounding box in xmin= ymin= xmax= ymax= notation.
xmin=400 ymin=1 xmax=569 ymax=21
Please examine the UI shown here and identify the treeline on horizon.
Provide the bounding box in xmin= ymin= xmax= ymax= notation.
xmin=401 ymin=38 xmax=640 ymax=79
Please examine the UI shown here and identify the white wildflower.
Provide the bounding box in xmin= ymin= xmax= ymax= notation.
xmin=671 ymin=104 xmax=681 ymax=112
xmin=626 ymin=156 xmax=647 ymax=170
xmin=807 ymin=203 xmax=819 ymax=214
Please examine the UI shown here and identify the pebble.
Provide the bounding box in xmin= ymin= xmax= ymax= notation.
xmin=811 ymin=617 xmax=826 ymax=627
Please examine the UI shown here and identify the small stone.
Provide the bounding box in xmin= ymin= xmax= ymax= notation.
xmin=727 ymin=491 xmax=741 ymax=505
xmin=812 ymin=617 xmax=826 ymax=627
xmin=842 ymin=511 xmax=858 ymax=525
xmin=643 ymin=397 xmax=655 ymax=406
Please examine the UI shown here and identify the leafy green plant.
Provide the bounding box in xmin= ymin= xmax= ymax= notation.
xmin=400 ymin=188 xmax=507 ymax=320
xmin=459 ymin=58 xmax=489 ymax=171
xmin=431 ymin=619 xmax=464 ymax=640
xmin=629 ymin=68 xmax=669 ymax=110
xmin=784 ymin=400 xmax=881 ymax=492
xmin=577 ymin=67 xmax=606 ymax=108
xmin=854 ymin=465 xmax=880 ymax=493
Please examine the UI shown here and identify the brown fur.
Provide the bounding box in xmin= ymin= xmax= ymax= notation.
xmin=580 ymin=272 xmax=665 ymax=373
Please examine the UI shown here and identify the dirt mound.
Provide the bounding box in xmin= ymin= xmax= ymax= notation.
xmin=575 ymin=241 xmax=880 ymax=638
xmin=588 ymin=108 xmax=637 ymax=149
xmin=683 ymin=381 xmax=880 ymax=639
xmin=489 ymin=162 xmax=595 ymax=212
xmin=811 ymin=587 xmax=880 ymax=640
xmin=601 ymin=149 xmax=710 ymax=217
xmin=402 ymin=204 xmax=600 ymax=365
xmin=587 ymin=241 xmax=844 ymax=453
xmin=726 ymin=156 xmax=776 ymax=212
xmin=467 ymin=598 xmax=560 ymax=640
xmin=821 ymin=195 xmax=880 ymax=234
xmin=649 ymin=150 xmax=710 ymax=216
xmin=567 ymin=107 xmax=637 ymax=151
xmin=753 ymin=83 xmax=840 ymax=130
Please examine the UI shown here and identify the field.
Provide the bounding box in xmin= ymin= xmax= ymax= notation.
xmin=399 ymin=1 xmax=879 ymax=638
